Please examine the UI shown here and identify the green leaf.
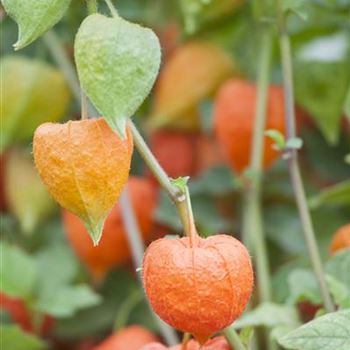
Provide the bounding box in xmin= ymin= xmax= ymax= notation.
xmin=179 ymin=0 xmax=244 ymax=34
xmin=234 ymin=302 xmax=300 ymax=329
xmin=36 ymin=285 xmax=101 ymax=318
xmin=287 ymin=263 xmax=350 ymax=308
xmin=345 ymin=154 xmax=350 ymax=164
xmin=295 ymin=60 xmax=350 ymax=144
xmin=312 ymin=0 xmax=350 ymax=10
xmin=5 ymin=148 xmax=56 ymax=234
xmin=35 ymin=243 xmax=79 ymax=297
xmin=2 ymin=0 xmax=71 ymax=50
xmin=326 ymin=250 xmax=350 ymax=290
xmin=302 ymin=128 xmax=350 ymax=182
xmin=55 ymin=268 xmax=156 ymax=338
xmin=278 ymin=309 xmax=350 ymax=350
xmin=0 ymin=325 xmax=47 ymax=350
xmin=309 ymin=180 xmax=350 ymax=209
xmin=74 ymin=13 xmax=161 ymax=138
xmin=265 ymin=204 xmax=306 ymax=255
xmin=155 ymin=191 xmax=232 ymax=236
xmin=282 ymin=0 xmax=309 ymax=20
xmin=344 ymin=84 xmax=350 ymax=120
xmin=326 ymin=275 xmax=350 ymax=309
xmin=287 ymin=269 xmax=322 ymax=305
xmin=189 ymin=166 xmax=234 ymax=196
xmin=0 ymin=241 xmax=36 ymax=299
xmin=239 ymin=326 xmax=254 ymax=347
xmin=272 ymin=260 xmax=309 ymax=304
xmin=265 ymin=129 xmax=286 ymax=150
xmin=171 ymin=176 xmax=190 ymax=193
xmin=0 ymin=56 xmax=70 ymax=152
xmin=286 ymin=137 xmax=303 ymax=150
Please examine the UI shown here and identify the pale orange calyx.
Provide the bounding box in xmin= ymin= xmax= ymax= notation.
xmin=330 ymin=223 xmax=350 ymax=255
xmin=149 ymin=41 xmax=236 ymax=131
xmin=93 ymin=325 xmax=158 ymax=350
xmin=142 ymin=234 xmax=254 ymax=341
xmin=33 ymin=117 xmax=133 ymax=245
xmin=139 ymin=336 xmax=232 ymax=350
xmin=214 ymin=79 xmax=286 ymax=173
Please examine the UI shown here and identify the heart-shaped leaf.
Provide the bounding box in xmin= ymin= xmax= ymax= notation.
xmin=2 ymin=0 xmax=71 ymax=50
xmin=0 ymin=56 xmax=70 ymax=152
xmin=5 ymin=148 xmax=57 ymax=233
xmin=74 ymin=13 xmax=161 ymax=138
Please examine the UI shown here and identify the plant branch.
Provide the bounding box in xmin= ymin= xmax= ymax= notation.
xmin=223 ymin=327 xmax=246 ymax=350
xmin=243 ymin=27 xmax=273 ymax=304
xmin=119 ymin=188 xmax=179 ymax=345
xmin=42 ymin=30 xmax=96 ymax=117
xmin=128 ymin=121 xmax=183 ymax=202
xmin=104 ymin=0 xmax=119 ymax=17
xmin=176 ymin=186 xmax=198 ymax=242
xmin=86 ymin=0 xmax=98 ymax=14
xmin=127 ymin=121 xmax=200 ymax=239
xmin=42 ymin=31 xmax=81 ymax=102
xmin=276 ymin=1 xmax=335 ymax=313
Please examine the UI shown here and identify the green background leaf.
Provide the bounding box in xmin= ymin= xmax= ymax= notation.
xmin=2 ymin=0 xmax=71 ymax=49
xmin=0 ymin=325 xmax=47 ymax=350
xmin=278 ymin=309 xmax=350 ymax=350
xmin=309 ymin=180 xmax=350 ymax=208
xmin=0 ymin=56 xmax=70 ymax=151
xmin=36 ymin=285 xmax=101 ymax=318
xmin=234 ymin=303 xmax=300 ymax=329
xmin=0 ymin=242 xmax=37 ymax=299
xmin=294 ymin=60 xmax=350 ymax=144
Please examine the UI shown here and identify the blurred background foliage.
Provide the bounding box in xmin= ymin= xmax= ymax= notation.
xmin=0 ymin=0 xmax=349 ymax=349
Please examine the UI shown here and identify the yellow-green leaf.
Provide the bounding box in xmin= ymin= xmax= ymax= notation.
xmin=5 ymin=148 xmax=57 ymax=233
xmin=0 ymin=56 xmax=70 ymax=152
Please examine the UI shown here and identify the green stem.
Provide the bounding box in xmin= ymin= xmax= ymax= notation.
xmin=181 ymin=333 xmax=191 ymax=350
xmin=86 ymin=0 xmax=98 ymax=14
xmin=128 ymin=121 xmax=198 ymax=239
xmin=81 ymin=91 xmax=88 ymax=119
xmin=42 ymin=30 xmax=96 ymax=117
xmin=243 ymin=28 xmax=273 ymax=304
xmin=104 ymin=0 xmax=119 ymax=17
xmin=42 ymin=31 xmax=81 ymax=102
xmin=128 ymin=121 xmax=183 ymax=202
xmin=176 ymin=186 xmax=198 ymax=241
xmin=241 ymin=19 xmax=276 ymax=350
xmin=223 ymin=327 xmax=246 ymax=350
xmin=119 ymin=188 xmax=179 ymax=345
xmin=113 ymin=290 xmax=143 ymax=331
xmin=276 ymin=1 xmax=335 ymax=313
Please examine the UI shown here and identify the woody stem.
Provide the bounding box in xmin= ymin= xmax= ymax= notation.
xmin=128 ymin=121 xmax=197 ymax=239
xmin=276 ymin=0 xmax=335 ymax=313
